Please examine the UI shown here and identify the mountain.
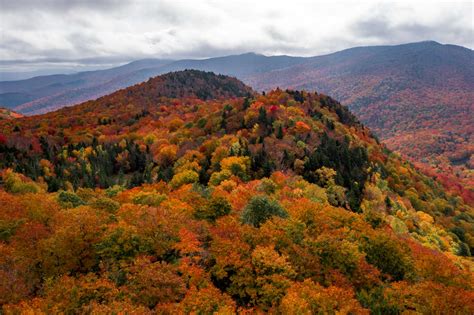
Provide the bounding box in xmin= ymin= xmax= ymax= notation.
xmin=246 ymin=41 xmax=474 ymax=201
xmin=0 ymin=53 xmax=305 ymax=115
xmin=1 ymin=42 xmax=472 ymax=200
xmin=1 ymin=71 xmax=473 ymax=312
xmin=0 ymin=58 xmax=174 ymax=111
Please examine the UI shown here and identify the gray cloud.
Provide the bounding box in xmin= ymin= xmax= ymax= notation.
xmin=0 ymin=0 xmax=472 ymax=74
xmin=0 ymin=35 xmax=36 ymax=53
xmin=264 ymin=26 xmax=290 ymax=42
xmin=0 ymin=56 xmax=136 ymax=66
xmin=353 ymin=17 xmax=392 ymax=38
xmin=355 ymin=19 xmax=469 ymax=41
xmin=0 ymin=0 xmax=127 ymax=12
xmin=351 ymin=2 xmax=473 ymax=48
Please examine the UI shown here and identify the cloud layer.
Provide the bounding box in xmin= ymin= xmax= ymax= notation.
xmin=0 ymin=0 xmax=472 ymax=72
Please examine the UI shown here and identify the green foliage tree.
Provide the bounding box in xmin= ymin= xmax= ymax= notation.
xmin=241 ymin=195 xmax=288 ymax=227
xmin=57 ymin=191 xmax=86 ymax=208
xmin=194 ymin=196 xmax=232 ymax=222
xmin=170 ymin=170 xmax=199 ymax=189
xmin=363 ymin=234 xmax=414 ymax=281
xmin=91 ymin=197 xmax=120 ymax=213
xmin=132 ymin=192 xmax=166 ymax=207
xmin=3 ymin=170 xmax=41 ymax=194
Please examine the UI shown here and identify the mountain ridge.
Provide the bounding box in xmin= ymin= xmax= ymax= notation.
xmin=1 ymin=41 xmax=472 ymax=201
xmin=2 ymin=41 xmax=470 ymax=114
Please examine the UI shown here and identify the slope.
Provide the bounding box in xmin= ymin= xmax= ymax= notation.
xmin=0 ymin=70 xmax=473 ymax=313
xmin=2 ymin=42 xmax=472 ymax=201
xmin=246 ymin=41 xmax=474 ymax=201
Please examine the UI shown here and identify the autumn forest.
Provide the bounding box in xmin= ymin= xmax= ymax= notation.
xmin=0 ymin=70 xmax=472 ymax=313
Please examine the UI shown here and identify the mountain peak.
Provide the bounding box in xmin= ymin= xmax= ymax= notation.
xmin=239 ymin=52 xmax=261 ymax=56
xmin=415 ymin=40 xmax=441 ymax=45
xmin=137 ymin=69 xmax=254 ymax=100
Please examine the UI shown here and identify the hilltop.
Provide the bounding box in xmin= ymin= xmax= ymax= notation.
xmin=0 ymin=71 xmax=473 ymax=313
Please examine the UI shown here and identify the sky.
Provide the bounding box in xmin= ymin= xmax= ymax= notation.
xmin=0 ymin=0 xmax=473 ymax=76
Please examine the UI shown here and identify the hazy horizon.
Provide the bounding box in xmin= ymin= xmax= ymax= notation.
xmin=1 ymin=40 xmax=472 ymax=81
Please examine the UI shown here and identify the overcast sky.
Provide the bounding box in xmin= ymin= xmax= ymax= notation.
xmin=0 ymin=0 xmax=472 ymax=74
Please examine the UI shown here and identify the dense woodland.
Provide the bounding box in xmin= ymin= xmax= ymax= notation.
xmin=0 ymin=71 xmax=473 ymax=313
xmin=3 ymin=42 xmax=472 ymax=203
xmin=245 ymin=42 xmax=474 ymax=202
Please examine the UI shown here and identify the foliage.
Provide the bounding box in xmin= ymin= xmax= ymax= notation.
xmin=132 ymin=191 xmax=166 ymax=206
xmin=2 ymin=169 xmax=41 ymax=194
xmin=241 ymin=195 xmax=288 ymax=227
xmin=91 ymin=197 xmax=120 ymax=213
xmin=0 ymin=71 xmax=473 ymax=312
xmin=362 ymin=233 xmax=414 ymax=281
xmin=194 ymin=196 xmax=232 ymax=222
xmin=57 ymin=190 xmax=86 ymax=208
xmin=280 ymin=279 xmax=368 ymax=314
xmin=170 ymin=170 xmax=199 ymax=189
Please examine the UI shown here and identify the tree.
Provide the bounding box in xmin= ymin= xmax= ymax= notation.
xmin=276 ymin=125 xmax=284 ymax=139
xmin=362 ymin=233 xmax=414 ymax=281
xmin=39 ymin=206 xmax=103 ymax=277
xmin=241 ymin=195 xmax=288 ymax=227
xmin=57 ymin=190 xmax=86 ymax=208
xmin=280 ymin=279 xmax=368 ymax=314
xmin=153 ymin=144 xmax=178 ymax=167
xmin=385 ymin=281 xmax=474 ymax=314
xmin=250 ymin=245 xmax=296 ymax=308
xmin=194 ymin=196 xmax=232 ymax=222
xmin=2 ymin=169 xmax=41 ymax=194
xmin=125 ymin=256 xmax=185 ymax=308
xmin=220 ymin=156 xmax=250 ymax=180
xmin=162 ymin=285 xmax=235 ymax=314
xmin=170 ymin=170 xmax=199 ymax=189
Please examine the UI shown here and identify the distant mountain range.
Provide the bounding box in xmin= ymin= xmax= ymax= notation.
xmin=0 ymin=53 xmax=309 ymax=114
xmin=1 ymin=41 xmax=473 ymax=198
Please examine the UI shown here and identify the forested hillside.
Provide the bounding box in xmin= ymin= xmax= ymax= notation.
xmin=246 ymin=42 xmax=474 ymax=202
xmin=0 ymin=71 xmax=473 ymax=313
xmin=2 ymin=42 xmax=471 ymax=203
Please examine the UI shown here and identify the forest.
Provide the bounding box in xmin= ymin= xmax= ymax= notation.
xmin=0 ymin=70 xmax=473 ymax=313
